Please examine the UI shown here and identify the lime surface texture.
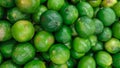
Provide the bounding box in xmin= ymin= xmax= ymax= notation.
xmin=0 ymin=0 xmax=120 ymax=68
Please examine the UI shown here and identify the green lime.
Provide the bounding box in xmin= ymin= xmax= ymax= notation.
xmin=73 ymin=37 xmax=91 ymax=53
xmin=34 ymin=31 xmax=54 ymax=52
xmin=0 ymin=39 xmax=16 ymax=58
xmin=15 ymin=0 xmax=40 ymax=13
xmin=49 ymin=44 xmax=70 ymax=64
xmin=32 ymin=5 xmax=47 ymax=23
xmin=112 ymin=2 xmax=120 ymax=17
xmin=11 ymin=20 xmax=35 ymax=42
xmin=7 ymin=7 xmax=30 ymax=23
xmin=12 ymin=42 xmax=35 ymax=65
xmin=60 ymin=5 xmax=78 ymax=25
xmin=95 ymin=51 xmax=112 ymax=67
xmin=75 ymin=16 xmax=95 ymax=38
xmin=47 ymin=0 xmax=65 ymax=11
xmin=40 ymin=10 xmax=63 ymax=32
xmin=49 ymin=63 xmax=68 ymax=68
xmin=97 ymin=7 xmax=116 ymax=26
xmin=55 ymin=25 xmax=72 ymax=43
xmin=98 ymin=27 xmax=112 ymax=42
xmin=105 ymin=38 xmax=120 ymax=54
xmin=92 ymin=41 xmax=104 ymax=52
xmin=0 ymin=20 xmax=12 ymax=41
xmin=24 ymin=59 xmax=46 ymax=68
xmin=88 ymin=0 xmax=102 ymax=7
xmin=0 ymin=60 xmax=19 ymax=68
xmin=112 ymin=21 xmax=120 ymax=39
xmin=93 ymin=18 xmax=104 ymax=34
xmin=102 ymin=0 xmax=117 ymax=7
xmin=77 ymin=1 xmax=94 ymax=18
xmin=78 ymin=56 xmax=96 ymax=68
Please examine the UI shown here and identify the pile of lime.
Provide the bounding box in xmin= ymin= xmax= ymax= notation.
xmin=0 ymin=0 xmax=120 ymax=68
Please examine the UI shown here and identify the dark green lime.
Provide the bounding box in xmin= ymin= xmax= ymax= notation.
xmin=98 ymin=27 xmax=112 ymax=42
xmin=0 ymin=39 xmax=16 ymax=58
xmin=12 ymin=42 xmax=35 ymax=65
xmin=55 ymin=25 xmax=72 ymax=43
xmin=40 ymin=10 xmax=63 ymax=32
xmin=7 ymin=7 xmax=30 ymax=23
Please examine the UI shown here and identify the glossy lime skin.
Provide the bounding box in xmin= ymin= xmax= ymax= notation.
xmin=47 ymin=0 xmax=65 ymax=11
xmin=92 ymin=41 xmax=103 ymax=52
xmin=88 ymin=0 xmax=102 ymax=7
xmin=112 ymin=21 xmax=120 ymax=39
xmin=0 ymin=0 xmax=15 ymax=8
xmin=75 ymin=16 xmax=95 ymax=38
xmin=24 ymin=60 xmax=46 ymax=68
xmin=60 ymin=5 xmax=78 ymax=25
xmin=113 ymin=53 xmax=120 ymax=68
xmin=77 ymin=2 xmax=94 ymax=18
xmin=0 ymin=7 xmax=4 ymax=19
xmin=89 ymin=35 xmax=98 ymax=46
xmin=112 ymin=2 xmax=120 ymax=17
xmin=7 ymin=7 xmax=30 ymax=23
xmin=49 ymin=44 xmax=70 ymax=64
xmin=0 ymin=21 xmax=12 ymax=41
xmin=98 ymin=27 xmax=112 ymax=42
xmin=34 ymin=31 xmax=54 ymax=52
xmin=73 ymin=37 xmax=91 ymax=53
xmin=0 ymin=40 xmax=16 ymax=58
xmin=71 ymin=49 xmax=85 ymax=59
xmin=55 ymin=25 xmax=72 ymax=43
xmin=0 ymin=60 xmax=19 ymax=68
xmin=95 ymin=51 xmax=112 ymax=67
xmin=40 ymin=10 xmax=63 ymax=32
xmin=12 ymin=42 xmax=35 ymax=65
xmin=78 ymin=56 xmax=96 ymax=68
xmin=97 ymin=7 xmax=116 ymax=26
xmin=0 ymin=53 xmax=2 ymax=64
xmin=102 ymin=0 xmax=117 ymax=7
xmin=93 ymin=18 xmax=104 ymax=34
xmin=49 ymin=63 xmax=68 ymax=68
xmin=105 ymin=38 xmax=120 ymax=54
xmin=15 ymin=0 xmax=40 ymax=13
xmin=32 ymin=5 xmax=47 ymax=23
xmin=11 ymin=20 xmax=35 ymax=42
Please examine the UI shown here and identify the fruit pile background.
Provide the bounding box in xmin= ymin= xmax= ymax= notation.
xmin=0 ymin=0 xmax=120 ymax=68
